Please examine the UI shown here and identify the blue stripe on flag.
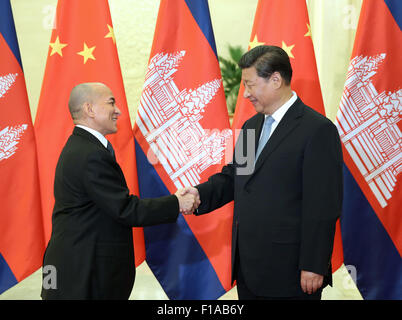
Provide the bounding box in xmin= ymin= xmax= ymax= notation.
xmin=385 ymin=0 xmax=402 ymax=30
xmin=0 ymin=0 xmax=22 ymax=67
xmin=0 ymin=253 xmax=18 ymax=295
xmin=341 ymin=164 xmax=402 ymax=300
xmin=135 ymin=140 xmax=225 ymax=299
xmin=184 ymin=0 xmax=218 ymax=58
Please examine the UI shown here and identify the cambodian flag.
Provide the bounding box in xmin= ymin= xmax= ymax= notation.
xmin=336 ymin=0 xmax=402 ymax=299
xmin=0 ymin=0 xmax=44 ymax=294
xmin=133 ymin=0 xmax=233 ymax=299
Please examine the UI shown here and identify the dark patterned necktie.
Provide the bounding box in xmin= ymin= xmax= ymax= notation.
xmin=106 ymin=141 xmax=115 ymax=160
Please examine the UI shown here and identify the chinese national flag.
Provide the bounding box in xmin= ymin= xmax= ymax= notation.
xmin=0 ymin=0 xmax=44 ymax=294
xmin=34 ymin=0 xmax=144 ymax=266
xmin=233 ymin=0 xmax=325 ymax=128
xmin=232 ymin=0 xmax=343 ymax=271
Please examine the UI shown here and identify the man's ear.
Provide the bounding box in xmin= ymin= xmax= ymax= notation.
xmin=83 ymin=102 xmax=95 ymax=118
xmin=270 ymin=71 xmax=284 ymax=89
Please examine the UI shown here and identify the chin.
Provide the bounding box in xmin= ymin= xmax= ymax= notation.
xmin=105 ymin=128 xmax=118 ymax=136
xmin=253 ymin=104 xmax=264 ymax=114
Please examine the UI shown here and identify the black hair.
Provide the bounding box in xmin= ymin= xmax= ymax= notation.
xmin=238 ymin=45 xmax=292 ymax=85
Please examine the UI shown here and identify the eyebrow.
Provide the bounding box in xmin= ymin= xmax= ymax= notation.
xmin=243 ymin=79 xmax=255 ymax=84
xmin=107 ymin=97 xmax=115 ymax=103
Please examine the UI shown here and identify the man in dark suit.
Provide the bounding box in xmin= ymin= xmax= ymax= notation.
xmin=181 ymin=45 xmax=343 ymax=300
xmin=41 ymin=82 xmax=197 ymax=300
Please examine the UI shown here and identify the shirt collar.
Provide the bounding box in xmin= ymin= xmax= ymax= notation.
xmin=266 ymin=91 xmax=297 ymax=123
xmin=76 ymin=125 xmax=108 ymax=149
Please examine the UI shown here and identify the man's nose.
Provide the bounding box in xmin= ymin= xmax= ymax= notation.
xmin=114 ymin=106 xmax=121 ymax=116
xmin=243 ymin=87 xmax=250 ymax=99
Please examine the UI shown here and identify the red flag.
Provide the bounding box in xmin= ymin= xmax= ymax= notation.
xmin=133 ymin=0 xmax=233 ymax=299
xmin=0 ymin=0 xmax=44 ymax=293
xmin=232 ymin=0 xmax=343 ymax=272
xmin=233 ymin=0 xmax=325 ymax=127
xmin=34 ymin=0 xmax=144 ymax=266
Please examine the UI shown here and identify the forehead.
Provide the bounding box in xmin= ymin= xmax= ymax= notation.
xmin=94 ymin=85 xmax=114 ymax=100
xmin=241 ymin=67 xmax=259 ymax=82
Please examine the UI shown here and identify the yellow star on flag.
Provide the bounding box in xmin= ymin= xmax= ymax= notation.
xmin=249 ymin=35 xmax=265 ymax=50
xmin=281 ymin=41 xmax=295 ymax=59
xmin=77 ymin=42 xmax=96 ymax=64
xmin=105 ymin=24 xmax=116 ymax=44
xmin=49 ymin=36 xmax=68 ymax=57
xmin=304 ymin=23 xmax=312 ymax=37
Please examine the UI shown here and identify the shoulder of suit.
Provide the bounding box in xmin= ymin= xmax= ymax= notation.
xmin=299 ymin=106 xmax=340 ymax=142
xmin=63 ymin=132 xmax=110 ymax=165
xmin=302 ymin=104 xmax=334 ymax=125
xmin=71 ymin=128 xmax=108 ymax=151
xmin=243 ymin=113 xmax=264 ymax=128
xmin=69 ymin=134 xmax=102 ymax=150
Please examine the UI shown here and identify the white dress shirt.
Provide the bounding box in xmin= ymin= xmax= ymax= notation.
xmin=259 ymin=91 xmax=298 ymax=143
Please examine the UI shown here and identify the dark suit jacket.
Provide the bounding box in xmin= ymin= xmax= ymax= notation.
xmin=41 ymin=127 xmax=179 ymax=300
xmin=196 ymin=98 xmax=343 ymax=297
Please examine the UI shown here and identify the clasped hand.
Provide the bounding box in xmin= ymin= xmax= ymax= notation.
xmin=175 ymin=187 xmax=200 ymax=215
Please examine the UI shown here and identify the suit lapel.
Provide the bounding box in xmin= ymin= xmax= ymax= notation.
xmin=254 ymin=113 xmax=265 ymax=156
xmin=253 ymin=99 xmax=304 ymax=173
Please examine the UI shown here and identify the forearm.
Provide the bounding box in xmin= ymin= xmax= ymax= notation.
xmin=126 ymin=194 xmax=179 ymax=227
xmin=85 ymin=154 xmax=179 ymax=227
xmin=195 ymin=166 xmax=234 ymax=215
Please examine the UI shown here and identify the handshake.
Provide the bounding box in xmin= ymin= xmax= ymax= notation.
xmin=175 ymin=187 xmax=200 ymax=215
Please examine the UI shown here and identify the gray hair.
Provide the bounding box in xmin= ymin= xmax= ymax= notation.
xmin=68 ymin=82 xmax=104 ymax=119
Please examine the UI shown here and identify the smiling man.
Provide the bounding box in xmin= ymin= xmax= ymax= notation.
xmin=41 ymin=82 xmax=197 ymax=300
xmin=181 ymin=46 xmax=343 ymax=300
xmin=69 ymin=83 xmax=121 ymax=136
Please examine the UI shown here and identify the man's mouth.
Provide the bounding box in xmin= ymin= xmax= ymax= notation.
xmin=249 ymin=98 xmax=257 ymax=106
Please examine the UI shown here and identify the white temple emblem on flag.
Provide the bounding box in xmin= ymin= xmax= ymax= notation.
xmin=0 ymin=73 xmax=18 ymax=99
xmin=136 ymin=51 xmax=232 ymax=189
xmin=0 ymin=124 xmax=28 ymax=161
xmin=0 ymin=73 xmax=27 ymax=161
xmin=336 ymin=54 xmax=402 ymax=208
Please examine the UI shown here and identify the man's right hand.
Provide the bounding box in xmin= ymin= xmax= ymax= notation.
xmin=176 ymin=187 xmax=200 ymax=214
